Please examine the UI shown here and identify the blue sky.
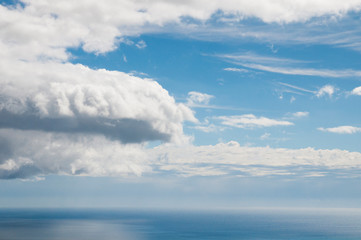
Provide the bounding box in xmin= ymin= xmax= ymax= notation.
xmin=0 ymin=0 xmax=361 ymax=209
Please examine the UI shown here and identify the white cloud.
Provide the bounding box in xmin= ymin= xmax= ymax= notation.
xmin=292 ymin=112 xmax=309 ymax=118
xmin=217 ymin=114 xmax=293 ymax=128
xmin=2 ymin=134 xmax=361 ymax=179
xmin=1 ymin=0 xmax=361 ymax=62
xmin=1 ymin=1 xmax=361 ymax=181
xmin=0 ymin=129 xmax=151 ymax=179
xmin=316 ymin=85 xmax=337 ymax=98
xmin=351 ymin=86 xmax=361 ymax=95
xmin=278 ymin=82 xmax=316 ymax=94
xmin=0 ymin=60 xmax=196 ymax=144
xmin=135 ymin=40 xmax=147 ymax=49
xmin=318 ymin=126 xmax=361 ymax=134
xmin=223 ymin=67 xmax=249 ymax=73
xmin=187 ymin=91 xmax=214 ymax=106
xmin=151 ymin=141 xmax=361 ymax=177
xmin=218 ymin=54 xmax=361 ymax=78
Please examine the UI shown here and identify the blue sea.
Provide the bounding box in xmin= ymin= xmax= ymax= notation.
xmin=0 ymin=208 xmax=361 ymax=240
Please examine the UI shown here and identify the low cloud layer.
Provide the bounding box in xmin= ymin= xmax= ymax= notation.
xmin=1 ymin=133 xmax=361 ymax=179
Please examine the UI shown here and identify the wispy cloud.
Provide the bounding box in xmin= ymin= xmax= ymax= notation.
xmin=217 ymin=114 xmax=294 ymax=128
xmin=318 ymin=126 xmax=361 ymax=134
xmin=223 ymin=67 xmax=249 ymax=73
xmin=218 ymin=53 xmax=361 ymax=78
xmin=278 ymin=82 xmax=316 ymax=94
xmin=187 ymin=91 xmax=214 ymax=106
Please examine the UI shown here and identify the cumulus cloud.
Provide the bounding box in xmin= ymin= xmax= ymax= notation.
xmin=318 ymin=126 xmax=361 ymax=134
xmin=316 ymin=85 xmax=337 ymax=98
xmin=0 ymin=60 xmax=196 ymax=144
xmin=217 ymin=114 xmax=293 ymax=128
xmin=351 ymin=86 xmax=361 ymax=95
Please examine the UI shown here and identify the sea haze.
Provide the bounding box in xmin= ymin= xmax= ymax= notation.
xmin=0 ymin=208 xmax=361 ymax=240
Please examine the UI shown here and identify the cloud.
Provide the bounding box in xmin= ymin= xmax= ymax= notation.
xmin=318 ymin=126 xmax=361 ymax=134
xmin=2 ymin=0 xmax=361 ymax=62
xmin=316 ymin=85 xmax=337 ymax=98
xmin=187 ymin=91 xmax=214 ymax=106
xmin=292 ymin=112 xmax=309 ymax=118
xmin=223 ymin=67 xmax=249 ymax=73
xmin=135 ymin=40 xmax=147 ymax=49
xmin=351 ymin=86 xmax=361 ymax=95
xmin=0 ymin=60 xmax=196 ymax=144
xmin=0 ymin=129 xmax=151 ymax=179
xmin=217 ymin=114 xmax=294 ymax=128
xmin=2 ymin=134 xmax=361 ymax=179
xmin=218 ymin=54 xmax=361 ymax=78
xmin=278 ymin=82 xmax=316 ymax=94
xmin=151 ymin=141 xmax=361 ymax=177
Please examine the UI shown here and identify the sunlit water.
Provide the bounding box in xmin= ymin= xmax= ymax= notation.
xmin=1 ymin=208 xmax=361 ymax=240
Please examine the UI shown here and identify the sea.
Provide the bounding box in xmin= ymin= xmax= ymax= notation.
xmin=0 ymin=208 xmax=360 ymax=240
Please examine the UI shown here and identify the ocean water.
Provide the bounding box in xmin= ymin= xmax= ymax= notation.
xmin=0 ymin=208 xmax=361 ymax=240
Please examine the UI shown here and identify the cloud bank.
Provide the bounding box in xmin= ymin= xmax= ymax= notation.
xmin=1 ymin=133 xmax=361 ymax=179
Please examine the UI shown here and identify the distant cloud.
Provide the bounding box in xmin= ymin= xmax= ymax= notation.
xmin=318 ymin=126 xmax=361 ymax=134
xmin=223 ymin=67 xmax=249 ymax=73
xmin=2 ymin=134 xmax=361 ymax=179
xmin=260 ymin=132 xmax=271 ymax=140
xmin=290 ymin=96 xmax=296 ymax=103
xmin=218 ymin=53 xmax=361 ymax=78
xmin=217 ymin=114 xmax=293 ymax=128
xmin=316 ymin=85 xmax=337 ymax=98
xmin=292 ymin=112 xmax=309 ymax=118
xmin=278 ymin=82 xmax=315 ymax=94
xmin=192 ymin=124 xmax=222 ymax=133
xmin=351 ymin=86 xmax=361 ymax=95
xmin=135 ymin=40 xmax=147 ymax=49
xmin=151 ymin=141 xmax=361 ymax=178
xmin=187 ymin=91 xmax=214 ymax=106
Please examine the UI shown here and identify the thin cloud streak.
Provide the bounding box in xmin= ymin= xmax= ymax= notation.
xmin=238 ymin=63 xmax=361 ymax=78
xmin=318 ymin=126 xmax=361 ymax=134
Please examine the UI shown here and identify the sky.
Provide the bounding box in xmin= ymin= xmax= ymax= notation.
xmin=0 ymin=0 xmax=361 ymax=209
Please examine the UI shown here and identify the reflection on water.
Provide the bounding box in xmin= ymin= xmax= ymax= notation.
xmin=1 ymin=209 xmax=361 ymax=240
xmin=0 ymin=219 xmax=142 ymax=240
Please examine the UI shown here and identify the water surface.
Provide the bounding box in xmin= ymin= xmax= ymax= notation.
xmin=1 ymin=208 xmax=361 ymax=240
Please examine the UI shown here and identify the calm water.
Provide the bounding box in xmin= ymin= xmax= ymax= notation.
xmin=0 ymin=208 xmax=361 ymax=240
